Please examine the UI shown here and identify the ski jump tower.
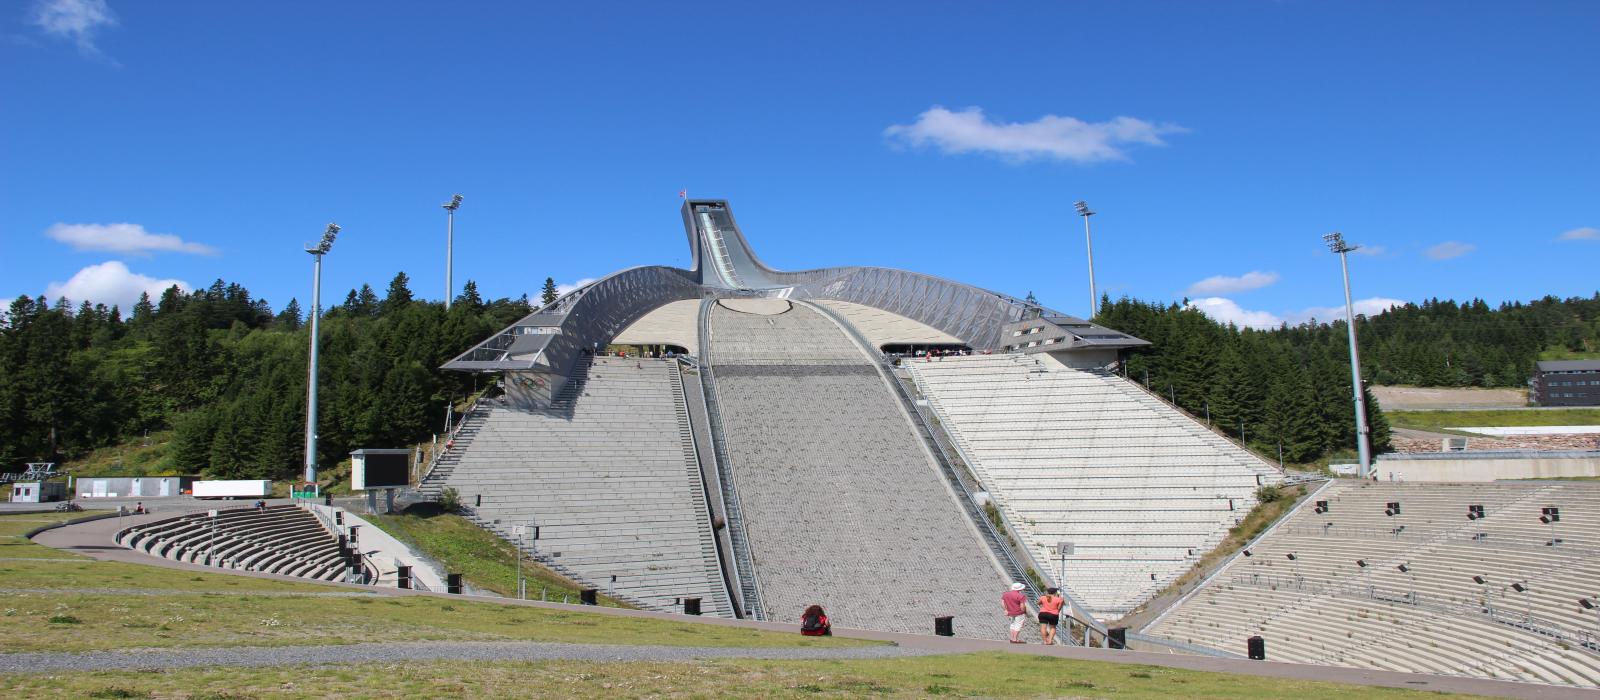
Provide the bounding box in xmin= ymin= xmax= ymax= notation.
xmin=443 ymin=200 xmax=1147 ymax=406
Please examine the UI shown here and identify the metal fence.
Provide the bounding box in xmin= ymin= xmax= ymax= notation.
xmin=696 ymin=298 xmax=768 ymax=620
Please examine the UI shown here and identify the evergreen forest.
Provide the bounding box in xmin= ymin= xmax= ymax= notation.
xmin=2 ymin=277 xmax=1596 ymax=477
xmin=1097 ymin=292 xmax=1600 ymax=462
xmin=0 ymin=274 xmax=531 ymax=480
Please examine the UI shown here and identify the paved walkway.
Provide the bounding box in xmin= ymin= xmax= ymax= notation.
xmin=0 ymin=640 xmax=934 ymax=673
xmin=23 ymin=507 xmax=1600 ymax=699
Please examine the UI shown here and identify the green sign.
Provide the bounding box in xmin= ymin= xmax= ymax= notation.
xmin=291 ymin=483 xmax=319 ymax=499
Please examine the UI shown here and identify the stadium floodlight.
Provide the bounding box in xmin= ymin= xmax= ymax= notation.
xmin=1074 ymin=200 xmax=1097 ymax=318
xmin=443 ymin=194 xmax=464 ymax=309
xmin=1324 ymin=231 xmax=1373 ymax=477
xmin=303 ymin=222 xmax=341 ymax=485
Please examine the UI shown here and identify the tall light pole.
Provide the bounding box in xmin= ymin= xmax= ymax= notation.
xmin=1074 ymin=201 xmax=1097 ymax=318
xmin=304 ymin=223 xmax=340 ymax=485
xmin=1324 ymin=232 xmax=1373 ymax=476
xmin=443 ymin=194 xmax=463 ymax=309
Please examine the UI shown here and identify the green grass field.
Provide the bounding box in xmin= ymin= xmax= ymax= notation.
xmin=60 ymin=432 xmax=178 ymax=477
xmin=0 ymin=512 xmax=861 ymax=653
xmin=1386 ymin=408 xmax=1600 ymax=431
xmin=0 ymin=655 xmax=1484 ymax=699
xmin=367 ymin=504 xmax=626 ymax=606
xmin=0 ymin=515 xmax=1496 ymax=699
xmin=1538 ymin=347 xmax=1600 ymax=361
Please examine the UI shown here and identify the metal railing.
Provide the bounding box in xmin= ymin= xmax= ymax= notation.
xmin=669 ymin=357 xmax=739 ymax=616
xmin=802 ymin=300 xmax=1110 ymax=645
xmin=418 ymin=395 xmax=487 ymax=485
xmin=695 ymin=298 xmax=768 ymax=620
xmin=1223 ymin=574 xmax=1600 ymax=655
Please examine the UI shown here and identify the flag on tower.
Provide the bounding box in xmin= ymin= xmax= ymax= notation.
xmin=678 ymin=190 xmax=687 ymax=199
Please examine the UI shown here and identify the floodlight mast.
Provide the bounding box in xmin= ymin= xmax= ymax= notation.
xmin=1075 ymin=200 xmax=1096 ymax=318
xmin=1324 ymin=232 xmax=1373 ymax=476
xmin=443 ymin=194 xmax=463 ymax=310
xmin=304 ymin=222 xmax=340 ymax=485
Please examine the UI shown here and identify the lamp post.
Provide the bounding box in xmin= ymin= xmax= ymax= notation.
xmin=443 ymin=194 xmax=463 ymax=309
xmin=1323 ymin=232 xmax=1372 ymax=476
xmin=1474 ymin=575 xmax=1493 ymax=617
xmin=1511 ymin=582 xmax=1531 ymax=623
xmin=303 ymin=223 xmax=340 ymax=485
xmin=1074 ymin=201 xmax=1096 ymax=318
xmin=1398 ymin=563 xmax=1414 ymax=604
xmin=1581 ymin=598 xmax=1597 ymax=643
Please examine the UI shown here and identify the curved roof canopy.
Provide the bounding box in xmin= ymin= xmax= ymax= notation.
xmin=444 ymin=200 xmax=1146 ymax=375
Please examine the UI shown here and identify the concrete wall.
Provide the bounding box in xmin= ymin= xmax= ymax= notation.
xmin=1374 ymin=454 xmax=1600 ymax=482
xmin=1040 ymin=348 xmax=1120 ymax=371
xmin=76 ymin=476 xmax=191 ymax=499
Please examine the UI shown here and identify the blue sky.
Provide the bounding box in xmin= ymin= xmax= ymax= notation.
xmin=3 ymin=1 xmax=1596 ymax=328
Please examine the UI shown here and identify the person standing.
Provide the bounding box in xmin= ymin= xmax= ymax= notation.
xmin=1002 ymin=582 xmax=1028 ymax=643
xmin=1036 ymin=587 xmax=1065 ymax=645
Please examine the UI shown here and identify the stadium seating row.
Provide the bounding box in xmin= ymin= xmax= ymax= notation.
xmin=1146 ymin=481 xmax=1600 ymax=687
xmin=116 ymin=505 xmax=358 ymax=581
xmin=426 ymin=356 xmax=734 ymax=617
xmin=905 ymin=353 xmax=1281 ymax=618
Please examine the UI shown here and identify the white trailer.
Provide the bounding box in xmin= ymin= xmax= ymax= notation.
xmin=192 ymin=480 xmax=272 ymax=500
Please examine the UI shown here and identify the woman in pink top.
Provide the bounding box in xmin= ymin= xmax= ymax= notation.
xmin=1036 ymin=587 xmax=1065 ymax=645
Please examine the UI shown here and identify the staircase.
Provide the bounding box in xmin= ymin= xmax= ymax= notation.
xmin=419 ymin=406 xmax=489 ymax=498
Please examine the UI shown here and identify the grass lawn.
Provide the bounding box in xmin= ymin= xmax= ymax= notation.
xmin=61 ymin=432 xmax=178 ymax=477
xmin=0 ymin=654 xmax=1486 ymax=699
xmin=1387 ymin=408 xmax=1600 ymax=431
xmin=367 ymin=503 xmax=627 ymax=606
xmin=0 ymin=591 xmax=866 ymax=653
xmin=0 ymin=512 xmax=854 ymax=653
xmin=1538 ymin=347 xmax=1600 ymax=361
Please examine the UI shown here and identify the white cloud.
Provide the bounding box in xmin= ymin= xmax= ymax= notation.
xmin=884 ymin=106 xmax=1186 ymax=163
xmin=1424 ymin=241 xmax=1475 ymax=260
xmin=1184 ymin=271 xmax=1279 ymax=297
xmin=42 ymin=261 xmax=187 ymax=309
xmin=28 ymin=0 xmax=116 ymax=56
xmin=1350 ymin=245 xmax=1387 ymax=256
xmin=1288 ymin=297 xmax=1407 ymax=325
xmin=553 ymin=277 xmax=598 ymax=297
xmin=1187 ymin=298 xmax=1285 ymax=329
xmin=1190 ymin=296 xmax=1407 ymax=329
xmin=1558 ymin=227 xmax=1599 ymax=241
xmin=46 ymin=222 xmax=217 ymax=256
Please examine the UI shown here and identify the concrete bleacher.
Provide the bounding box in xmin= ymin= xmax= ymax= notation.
xmin=429 ymin=356 xmax=734 ymax=617
xmin=705 ymin=299 xmax=1015 ymax=637
xmin=904 ymin=353 xmax=1281 ymax=619
xmin=116 ymin=505 xmax=355 ymax=581
xmin=1146 ymin=481 xmax=1600 ymax=687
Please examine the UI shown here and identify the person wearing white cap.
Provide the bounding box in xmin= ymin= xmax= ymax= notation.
xmin=1001 ymin=582 xmax=1028 ymax=643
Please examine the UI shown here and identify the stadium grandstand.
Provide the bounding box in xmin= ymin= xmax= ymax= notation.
xmin=426 ymin=199 xmax=1599 ymax=689
xmin=117 ymin=505 xmax=368 ymax=583
xmin=433 ymin=200 xmax=1250 ymax=635
xmin=1145 ymin=480 xmax=1600 ymax=686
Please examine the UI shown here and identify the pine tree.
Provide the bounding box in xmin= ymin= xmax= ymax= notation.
xmin=541 ymin=277 xmax=559 ymax=306
xmin=455 ymin=280 xmax=485 ymax=314
xmin=275 ymin=298 xmax=303 ymax=331
xmin=383 ymin=272 xmax=413 ymax=313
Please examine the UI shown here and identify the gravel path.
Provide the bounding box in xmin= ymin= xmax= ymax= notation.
xmin=0 ymin=640 xmax=936 ymax=673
